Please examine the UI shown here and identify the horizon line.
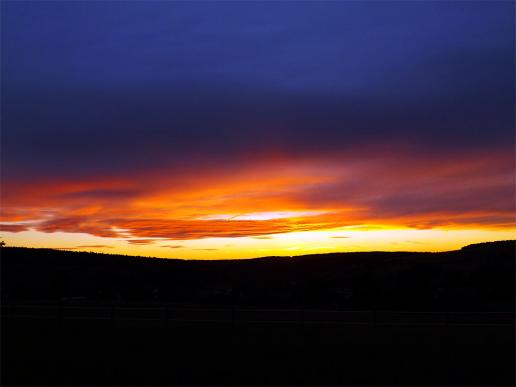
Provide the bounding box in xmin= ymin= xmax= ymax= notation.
xmin=3 ymin=239 xmax=514 ymax=262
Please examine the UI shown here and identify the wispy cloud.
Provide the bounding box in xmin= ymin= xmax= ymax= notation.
xmin=0 ymin=223 xmax=30 ymax=232
xmin=57 ymin=245 xmax=113 ymax=250
xmin=1 ymin=150 xmax=514 ymax=242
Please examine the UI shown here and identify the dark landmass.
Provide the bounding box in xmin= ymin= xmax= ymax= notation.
xmin=1 ymin=241 xmax=515 ymax=386
xmin=2 ymin=240 xmax=515 ymax=311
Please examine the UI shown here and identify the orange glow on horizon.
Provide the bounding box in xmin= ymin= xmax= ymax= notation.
xmin=1 ymin=150 xmax=514 ymax=258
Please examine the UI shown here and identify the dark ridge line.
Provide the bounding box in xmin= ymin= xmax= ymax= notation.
xmin=1 ymin=240 xmax=514 ymax=262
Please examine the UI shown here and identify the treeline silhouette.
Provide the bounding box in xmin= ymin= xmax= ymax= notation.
xmin=2 ymin=240 xmax=514 ymax=311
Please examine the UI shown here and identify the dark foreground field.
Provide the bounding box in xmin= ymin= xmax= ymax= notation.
xmin=1 ymin=241 xmax=515 ymax=385
xmin=2 ymin=312 xmax=514 ymax=386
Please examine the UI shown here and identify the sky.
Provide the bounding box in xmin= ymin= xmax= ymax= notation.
xmin=1 ymin=1 xmax=515 ymax=259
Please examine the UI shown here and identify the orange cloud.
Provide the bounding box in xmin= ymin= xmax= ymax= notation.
xmin=57 ymin=245 xmax=113 ymax=250
xmin=1 ymin=148 xmax=514 ymax=244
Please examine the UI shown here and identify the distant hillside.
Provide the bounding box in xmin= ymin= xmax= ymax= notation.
xmin=460 ymin=239 xmax=515 ymax=251
xmin=1 ymin=240 xmax=514 ymax=311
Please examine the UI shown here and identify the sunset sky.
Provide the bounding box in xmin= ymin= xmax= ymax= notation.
xmin=1 ymin=1 xmax=514 ymax=259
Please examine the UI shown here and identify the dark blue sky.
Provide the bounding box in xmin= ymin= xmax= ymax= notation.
xmin=2 ymin=1 xmax=514 ymax=178
xmin=1 ymin=1 xmax=515 ymax=252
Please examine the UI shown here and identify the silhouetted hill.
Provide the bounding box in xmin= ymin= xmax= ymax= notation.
xmin=2 ymin=242 xmax=515 ymax=386
xmin=1 ymin=240 xmax=514 ymax=311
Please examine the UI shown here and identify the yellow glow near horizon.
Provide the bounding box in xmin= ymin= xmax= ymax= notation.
xmin=3 ymin=227 xmax=515 ymax=260
xmin=197 ymin=210 xmax=330 ymax=221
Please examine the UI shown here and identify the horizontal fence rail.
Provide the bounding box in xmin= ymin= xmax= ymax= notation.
xmin=2 ymin=304 xmax=514 ymax=326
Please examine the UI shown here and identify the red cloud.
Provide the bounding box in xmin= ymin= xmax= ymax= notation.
xmin=1 ymin=148 xmax=514 ymax=242
xmin=0 ymin=223 xmax=31 ymax=232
